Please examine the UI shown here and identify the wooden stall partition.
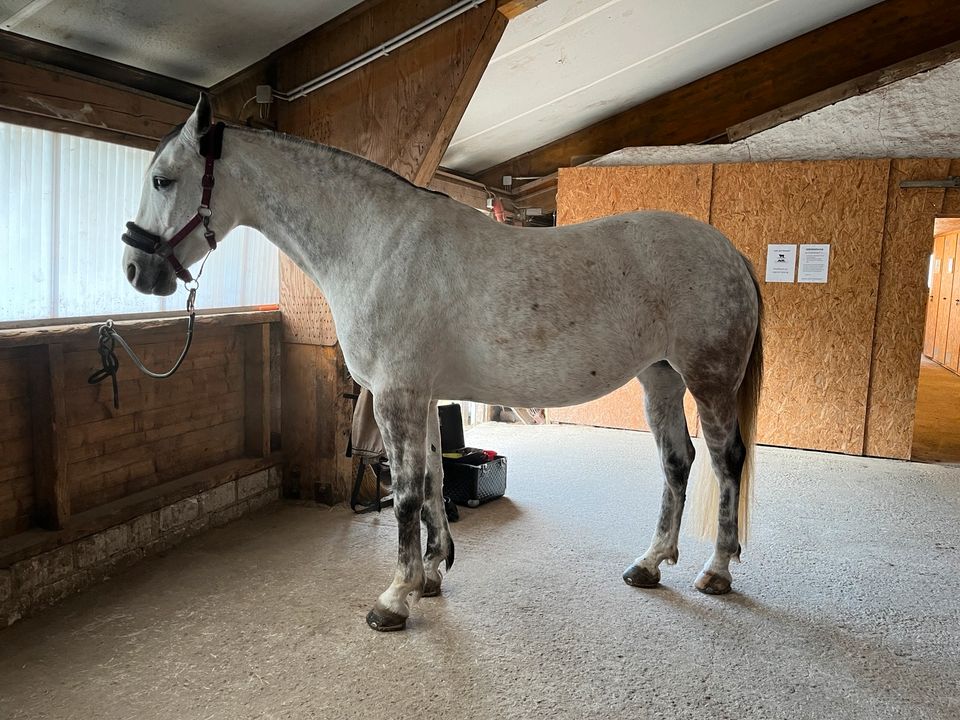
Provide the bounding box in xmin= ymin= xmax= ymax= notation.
xmin=0 ymin=311 xmax=279 ymax=542
xmin=62 ymin=327 xmax=247 ymax=512
xmin=933 ymin=233 xmax=957 ymax=364
xmin=549 ymin=165 xmax=713 ymax=436
xmin=863 ymin=159 xmax=950 ymax=459
xmin=0 ymin=348 xmax=35 ymax=537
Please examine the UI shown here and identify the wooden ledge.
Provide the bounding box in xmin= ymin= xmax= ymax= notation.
xmin=0 ymin=453 xmax=284 ymax=568
xmin=0 ymin=310 xmax=281 ymax=349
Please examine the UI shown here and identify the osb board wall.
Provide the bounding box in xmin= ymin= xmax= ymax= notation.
xmin=275 ymin=0 xmax=500 ymax=183
xmin=711 ymin=160 xmax=890 ymax=454
xmin=279 ymin=258 xmax=338 ymax=346
xmin=0 ymin=348 xmax=33 ymax=537
xmin=555 ymin=165 xmax=713 ymax=226
xmin=61 ymin=327 xmax=247 ymax=514
xmin=550 ymin=158 xmax=960 ymax=458
xmin=864 ymin=159 xmax=951 ymax=458
xmin=550 ymin=164 xmax=714 ymax=436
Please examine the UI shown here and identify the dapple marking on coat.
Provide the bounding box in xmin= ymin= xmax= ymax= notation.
xmin=123 ymin=96 xmax=763 ymax=631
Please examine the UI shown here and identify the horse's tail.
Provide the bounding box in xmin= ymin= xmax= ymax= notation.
xmin=692 ymin=257 xmax=763 ymax=544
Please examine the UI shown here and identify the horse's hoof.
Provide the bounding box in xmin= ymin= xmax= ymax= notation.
xmin=623 ymin=564 xmax=660 ymax=588
xmin=366 ymin=607 xmax=407 ymax=631
xmin=422 ymin=577 xmax=442 ymax=597
xmin=695 ymin=571 xmax=732 ymax=595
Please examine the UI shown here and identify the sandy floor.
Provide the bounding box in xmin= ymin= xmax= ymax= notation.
xmin=1 ymin=423 xmax=959 ymax=720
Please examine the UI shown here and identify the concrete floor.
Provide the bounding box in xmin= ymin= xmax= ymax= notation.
xmin=912 ymin=356 xmax=960 ymax=463
xmin=1 ymin=423 xmax=959 ymax=720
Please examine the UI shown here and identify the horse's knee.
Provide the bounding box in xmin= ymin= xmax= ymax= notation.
xmin=663 ymin=448 xmax=693 ymax=483
xmin=394 ymin=495 xmax=423 ymax=525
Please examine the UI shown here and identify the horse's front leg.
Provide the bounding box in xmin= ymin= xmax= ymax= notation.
xmin=366 ymin=388 xmax=430 ymax=631
xmin=422 ymin=401 xmax=454 ymax=597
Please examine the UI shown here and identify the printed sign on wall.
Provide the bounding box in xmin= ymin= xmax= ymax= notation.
xmin=765 ymin=244 xmax=797 ymax=283
xmin=798 ymin=244 xmax=830 ymax=283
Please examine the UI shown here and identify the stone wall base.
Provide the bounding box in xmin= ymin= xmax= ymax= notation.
xmin=0 ymin=466 xmax=282 ymax=627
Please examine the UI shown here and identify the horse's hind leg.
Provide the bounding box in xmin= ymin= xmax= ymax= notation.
xmin=421 ymin=402 xmax=454 ymax=597
xmin=366 ymin=388 xmax=429 ymax=631
xmin=623 ymin=361 xmax=695 ymax=588
xmin=688 ymin=386 xmax=745 ymax=595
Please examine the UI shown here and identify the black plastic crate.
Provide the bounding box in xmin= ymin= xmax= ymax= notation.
xmin=442 ymin=455 xmax=507 ymax=507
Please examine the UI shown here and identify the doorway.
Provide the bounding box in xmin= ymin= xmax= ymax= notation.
xmin=912 ymin=217 xmax=960 ymax=463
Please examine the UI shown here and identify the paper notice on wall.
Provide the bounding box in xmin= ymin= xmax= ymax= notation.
xmin=765 ymin=244 xmax=797 ymax=283
xmin=798 ymin=244 xmax=830 ymax=283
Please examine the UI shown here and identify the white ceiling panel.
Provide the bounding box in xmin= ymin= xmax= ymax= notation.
xmin=1 ymin=0 xmax=364 ymax=86
xmin=443 ymin=0 xmax=883 ymax=174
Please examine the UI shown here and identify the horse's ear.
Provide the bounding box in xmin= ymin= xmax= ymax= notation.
xmin=194 ymin=92 xmax=213 ymax=132
xmin=182 ymin=92 xmax=213 ymax=149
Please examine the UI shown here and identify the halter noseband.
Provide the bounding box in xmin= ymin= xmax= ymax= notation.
xmin=122 ymin=122 xmax=226 ymax=283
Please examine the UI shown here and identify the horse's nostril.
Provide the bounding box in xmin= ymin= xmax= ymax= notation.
xmin=126 ymin=263 xmax=137 ymax=283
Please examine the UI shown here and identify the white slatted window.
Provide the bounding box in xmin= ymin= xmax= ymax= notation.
xmin=0 ymin=121 xmax=278 ymax=323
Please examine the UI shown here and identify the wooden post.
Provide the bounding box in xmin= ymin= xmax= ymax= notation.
xmin=243 ymin=324 xmax=271 ymax=457
xmin=28 ymin=344 xmax=70 ymax=530
xmin=273 ymin=0 xmax=508 ymax=503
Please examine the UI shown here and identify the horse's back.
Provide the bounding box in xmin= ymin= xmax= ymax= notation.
xmin=427 ymin=209 xmax=759 ymax=407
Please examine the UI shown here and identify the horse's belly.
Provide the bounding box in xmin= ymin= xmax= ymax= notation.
xmin=447 ymin=375 xmax=638 ymax=409
xmin=437 ymin=335 xmax=661 ymax=409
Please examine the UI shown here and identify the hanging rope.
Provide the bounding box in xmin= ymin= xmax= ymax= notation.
xmin=88 ymin=285 xmax=198 ymax=409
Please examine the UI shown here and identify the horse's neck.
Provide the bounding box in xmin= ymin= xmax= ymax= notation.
xmin=229 ymin=129 xmax=409 ymax=305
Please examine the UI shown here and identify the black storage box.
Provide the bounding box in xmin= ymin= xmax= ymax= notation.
xmin=442 ymin=455 xmax=507 ymax=507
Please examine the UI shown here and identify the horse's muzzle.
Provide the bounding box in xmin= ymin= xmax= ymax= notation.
xmin=122 ymin=221 xmax=165 ymax=255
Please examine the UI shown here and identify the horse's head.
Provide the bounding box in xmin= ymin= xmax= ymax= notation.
xmin=123 ymin=93 xmax=234 ymax=296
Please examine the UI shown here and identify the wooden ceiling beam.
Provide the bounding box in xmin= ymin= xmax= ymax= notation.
xmin=0 ymin=56 xmax=188 ymax=147
xmin=727 ymin=39 xmax=960 ymax=142
xmin=0 ymin=30 xmax=201 ymax=105
xmin=497 ymin=0 xmax=549 ymax=19
xmin=474 ymin=0 xmax=960 ymax=189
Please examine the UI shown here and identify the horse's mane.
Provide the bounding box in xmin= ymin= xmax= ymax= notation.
xmin=238 ymin=125 xmax=453 ymax=200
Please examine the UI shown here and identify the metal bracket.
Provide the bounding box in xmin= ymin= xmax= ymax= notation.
xmin=899 ymin=177 xmax=960 ymax=188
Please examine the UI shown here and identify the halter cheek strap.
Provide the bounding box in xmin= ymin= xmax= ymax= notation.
xmin=121 ymin=122 xmax=225 ymax=283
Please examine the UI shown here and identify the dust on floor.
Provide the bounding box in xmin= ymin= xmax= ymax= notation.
xmin=1 ymin=423 xmax=958 ymax=720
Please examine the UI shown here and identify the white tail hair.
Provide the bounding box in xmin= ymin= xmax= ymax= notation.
xmin=691 ymin=263 xmax=763 ymax=544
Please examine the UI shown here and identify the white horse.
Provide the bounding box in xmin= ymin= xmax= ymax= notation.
xmin=123 ymin=95 xmax=763 ymax=631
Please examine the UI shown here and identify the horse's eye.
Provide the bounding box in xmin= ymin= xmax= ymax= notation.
xmin=152 ymin=176 xmax=173 ymax=190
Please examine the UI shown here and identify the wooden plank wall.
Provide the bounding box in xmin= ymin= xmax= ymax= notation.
xmin=0 ymin=349 xmax=34 ymax=537
xmin=0 ymin=317 xmax=275 ymax=540
xmin=62 ymin=328 xmax=246 ymax=513
xmin=552 ymin=159 xmax=956 ymax=459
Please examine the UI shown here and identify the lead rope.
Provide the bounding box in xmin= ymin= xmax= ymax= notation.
xmin=88 ymin=253 xmax=211 ymax=408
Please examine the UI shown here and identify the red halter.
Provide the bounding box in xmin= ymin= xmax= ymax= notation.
xmin=121 ymin=122 xmax=226 ymax=283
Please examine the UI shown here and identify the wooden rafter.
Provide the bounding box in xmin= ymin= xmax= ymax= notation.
xmin=497 ymin=0 xmax=549 ymax=19
xmin=475 ymin=0 xmax=960 ymax=189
